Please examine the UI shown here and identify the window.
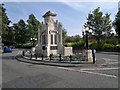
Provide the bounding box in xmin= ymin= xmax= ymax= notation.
xmin=54 ymin=34 xmax=57 ymax=44
xmin=51 ymin=34 xmax=53 ymax=44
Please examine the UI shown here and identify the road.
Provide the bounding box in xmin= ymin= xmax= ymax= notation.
xmin=0 ymin=51 xmax=2 ymax=89
xmin=1 ymin=49 xmax=119 ymax=88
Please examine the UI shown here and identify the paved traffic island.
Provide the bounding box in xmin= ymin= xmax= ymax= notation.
xmin=15 ymin=52 xmax=105 ymax=67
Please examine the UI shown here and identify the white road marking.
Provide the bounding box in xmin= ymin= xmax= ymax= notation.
xmin=57 ymin=67 xmax=118 ymax=78
xmin=77 ymin=70 xmax=118 ymax=78
xmin=107 ymin=62 xmax=119 ymax=65
xmin=102 ymin=58 xmax=118 ymax=62
xmin=110 ymin=55 xmax=118 ymax=57
xmin=79 ymin=67 xmax=119 ymax=71
xmin=102 ymin=58 xmax=119 ymax=66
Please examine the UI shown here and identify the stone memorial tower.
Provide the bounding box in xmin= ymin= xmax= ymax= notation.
xmin=35 ymin=11 xmax=64 ymax=56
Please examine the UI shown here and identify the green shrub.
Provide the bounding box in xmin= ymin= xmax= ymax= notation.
xmin=114 ymin=44 xmax=120 ymax=51
xmin=90 ymin=42 xmax=103 ymax=50
xmin=72 ymin=54 xmax=83 ymax=59
xmin=103 ymin=38 xmax=119 ymax=45
xmin=102 ymin=43 xmax=114 ymax=49
xmin=66 ymin=42 xmax=73 ymax=47
xmin=72 ymin=42 xmax=84 ymax=49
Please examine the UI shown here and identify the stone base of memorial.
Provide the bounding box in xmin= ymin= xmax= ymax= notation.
xmin=82 ymin=49 xmax=93 ymax=62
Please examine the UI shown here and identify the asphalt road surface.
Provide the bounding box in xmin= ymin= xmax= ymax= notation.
xmin=1 ymin=49 xmax=119 ymax=88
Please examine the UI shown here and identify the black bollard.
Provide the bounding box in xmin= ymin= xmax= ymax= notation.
xmin=49 ymin=54 xmax=53 ymax=61
xmin=35 ymin=54 xmax=37 ymax=59
xmin=70 ymin=55 xmax=72 ymax=62
xmin=59 ymin=54 xmax=61 ymax=62
xmin=30 ymin=54 xmax=32 ymax=60
xmin=50 ymin=54 xmax=51 ymax=61
xmin=22 ymin=51 xmax=25 ymax=56
xmin=42 ymin=54 xmax=44 ymax=61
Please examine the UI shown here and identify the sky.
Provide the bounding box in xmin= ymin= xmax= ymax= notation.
xmin=3 ymin=1 xmax=119 ymax=36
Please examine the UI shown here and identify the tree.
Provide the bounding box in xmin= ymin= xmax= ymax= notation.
xmin=1 ymin=4 xmax=13 ymax=45
xmin=65 ymin=36 xmax=74 ymax=42
xmin=113 ymin=9 xmax=120 ymax=37
xmin=13 ymin=19 xmax=29 ymax=46
xmin=27 ymin=14 xmax=41 ymax=46
xmin=62 ymin=28 xmax=67 ymax=43
xmin=84 ymin=7 xmax=112 ymax=44
xmin=74 ymin=35 xmax=81 ymax=42
xmin=58 ymin=22 xmax=67 ymax=44
xmin=102 ymin=13 xmax=112 ymax=35
xmin=6 ymin=26 xmax=15 ymax=45
xmin=65 ymin=35 xmax=81 ymax=42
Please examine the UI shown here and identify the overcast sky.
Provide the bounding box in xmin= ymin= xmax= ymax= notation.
xmin=3 ymin=1 xmax=119 ymax=36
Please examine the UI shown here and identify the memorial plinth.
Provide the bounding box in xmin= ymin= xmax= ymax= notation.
xmin=83 ymin=49 xmax=93 ymax=62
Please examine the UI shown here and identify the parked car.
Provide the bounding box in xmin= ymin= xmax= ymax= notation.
xmin=3 ymin=46 xmax=12 ymax=53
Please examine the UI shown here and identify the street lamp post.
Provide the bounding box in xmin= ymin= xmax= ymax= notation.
xmin=82 ymin=27 xmax=94 ymax=63
xmin=82 ymin=27 xmax=89 ymax=50
xmin=30 ymin=37 xmax=37 ymax=46
xmin=85 ymin=30 xmax=88 ymax=50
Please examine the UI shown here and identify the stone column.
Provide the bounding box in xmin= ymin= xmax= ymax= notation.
xmin=57 ymin=21 xmax=62 ymax=45
xmin=57 ymin=21 xmax=63 ymax=55
xmin=38 ymin=26 xmax=41 ymax=46
xmin=35 ymin=25 xmax=43 ymax=56
xmin=60 ymin=25 xmax=62 ymax=45
xmin=46 ymin=23 xmax=50 ymax=56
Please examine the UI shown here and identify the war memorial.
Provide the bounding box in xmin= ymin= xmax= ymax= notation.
xmin=30 ymin=11 xmax=94 ymax=63
xmin=35 ymin=11 xmax=73 ymax=57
